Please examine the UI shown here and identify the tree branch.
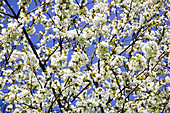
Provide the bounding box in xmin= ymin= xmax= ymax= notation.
xmin=22 ymin=27 xmax=46 ymax=72
xmin=4 ymin=0 xmax=17 ymax=18
xmin=0 ymin=11 xmax=15 ymax=18
xmin=71 ymin=82 xmax=91 ymax=103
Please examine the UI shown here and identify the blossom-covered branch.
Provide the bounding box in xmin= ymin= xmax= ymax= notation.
xmin=0 ymin=0 xmax=170 ymax=112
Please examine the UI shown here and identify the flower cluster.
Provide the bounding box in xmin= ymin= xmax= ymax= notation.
xmin=0 ymin=0 xmax=169 ymax=112
xmin=142 ymin=41 xmax=159 ymax=58
xmin=18 ymin=0 xmax=32 ymax=7
xmin=1 ymin=22 xmax=21 ymax=43
xmin=96 ymin=41 xmax=109 ymax=58
xmin=69 ymin=51 xmax=88 ymax=71
xmin=50 ymin=50 xmax=67 ymax=68
xmin=129 ymin=54 xmax=146 ymax=71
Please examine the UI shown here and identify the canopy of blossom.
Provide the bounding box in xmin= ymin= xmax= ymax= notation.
xmin=0 ymin=0 xmax=170 ymax=112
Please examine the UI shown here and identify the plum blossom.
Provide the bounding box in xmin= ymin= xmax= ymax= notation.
xmin=67 ymin=29 xmax=78 ymax=38
xmin=51 ymin=51 xmax=67 ymax=68
xmin=6 ymin=104 xmax=13 ymax=112
xmin=0 ymin=0 xmax=170 ymax=112
xmin=76 ymin=34 xmax=87 ymax=46
xmin=142 ymin=41 xmax=159 ymax=58
xmin=69 ymin=51 xmax=88 ymax=70
xmin=129 ymin=54 xmax=146 ymax=71
xmin=19 ymin=0 xmax=32 ymax=6
xmin=96 ymin=41 xmax=109 ymax=58
xmin=1 ymin=22 xmax=21 ymax=42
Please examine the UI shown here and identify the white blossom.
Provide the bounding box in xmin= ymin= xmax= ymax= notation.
xmin=51 ymin=51 xmax=67 ymax=68
xmin=142 ymin=41 xmax=159 ymax=58
xmin=96 ymin=41 xmax=109 ymax=58
xmin=129 ymin=54 xmax=146 ymax=71
xmin=0 ymin=0 xmax=169 ymax=112
xmin=69 ymin=51 xmax=88 ymax=71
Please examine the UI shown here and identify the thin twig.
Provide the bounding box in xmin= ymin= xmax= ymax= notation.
xmin=71 ymin=82 xmax=91 ymax=103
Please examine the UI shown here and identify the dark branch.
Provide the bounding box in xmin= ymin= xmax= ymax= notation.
xmin=71 ymin=82 xmax=91 ymax=103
